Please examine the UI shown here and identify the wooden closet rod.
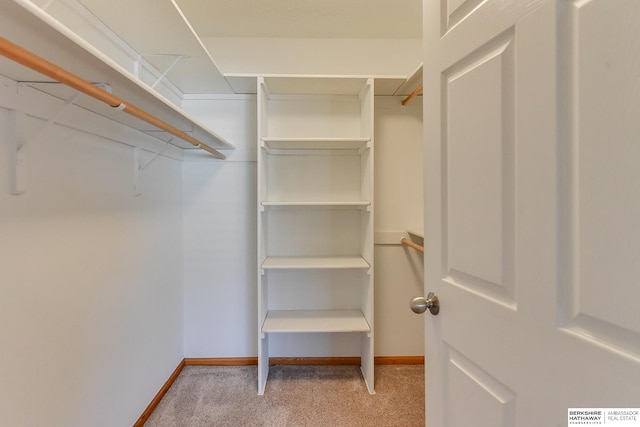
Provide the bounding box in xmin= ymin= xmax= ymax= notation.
xmin=401 ymin=237 xmax=424 ymax=253
xmin=0 ymin=36 xmax=225 ymax=159
xmin=401 ymin=83 xmax=423 ymax=106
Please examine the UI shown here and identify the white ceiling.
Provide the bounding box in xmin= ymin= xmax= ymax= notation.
xmin=175 ymin=0 xmax=422 ymax=39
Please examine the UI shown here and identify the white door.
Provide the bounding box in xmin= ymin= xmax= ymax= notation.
xmin=420 ymin=0 xmax=640 ymax=426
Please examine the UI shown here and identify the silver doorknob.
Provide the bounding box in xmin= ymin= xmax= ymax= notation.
xmin=410 ymin=292 xmax=440 ymax=315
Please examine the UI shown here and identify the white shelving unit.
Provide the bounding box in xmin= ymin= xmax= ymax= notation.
xmin=257 ymin=75 xmax=375 ymax=394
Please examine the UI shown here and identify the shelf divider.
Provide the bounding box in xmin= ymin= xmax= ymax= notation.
xmin=262 ymin=256 xmax=370 ymax=270
xmin=262 ymin=137 xmax=370 ymax=151
xmin=262 ymin=309 xmax=370 ymax=333
xmin=261 ymin=201 xmax=371 ymax=209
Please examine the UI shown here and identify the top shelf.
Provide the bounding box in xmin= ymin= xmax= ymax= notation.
xmin=228 ymin=74 xmax=409 ymax=96
xmin=407 ymin=228 xmax=424 ymax=239
xmin=261 ymin=75 xmax=372 ymax=96
xmin=0 ymin=0 xmax=234 ymax=151
xmin=393 ymin=63 xmax=423 ymax=97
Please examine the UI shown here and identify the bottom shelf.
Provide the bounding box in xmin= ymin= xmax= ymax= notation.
xmin=262 ymin=309 xmax=370 ymax=333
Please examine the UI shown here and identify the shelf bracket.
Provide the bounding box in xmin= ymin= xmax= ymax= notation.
xmin=41 ymin=0 xmax=57 ymax=11
xmin=134 ymin=53 xmax=188 ymax=89
xmin=5 ymin=109 xmax=26 ymax=195
xmin=133 ymin=139 xmax=171 ymax=196
xmin=17 ymin=83 xmax=109 ymax=148
xmin=27 ymin=90 xmax=80 ymax=146
xmin=7 ymin=84 xmax=94 ymax=195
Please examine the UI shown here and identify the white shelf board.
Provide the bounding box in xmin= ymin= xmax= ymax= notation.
xmin=407 ymin=228 xmax=424 ymax=239
xmin=261 ymin=201 xmax=371 ymax=209
xmin=226 ymin=74 xmax=406 ymax=96
xmin=0 ymin=0 xmax=234 ymax=151
xmin=262 ymin=256 xmax=370 ymax=270
xmin=76 ymin=0 xmax=234 ymax=94
xmin=394 ymin=63 xmax=423 ymax=96
xmin=262 ymin=137 xmax=370 ymax=151
xmin=262 ymin=309 xmax=370 ymax=333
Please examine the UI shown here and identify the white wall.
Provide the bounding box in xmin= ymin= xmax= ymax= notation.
xmin=182 ymin=95 xmax=258 ymax=357
xmin=181 ymin=93 xmax=424 ymax=358
xmin=373 ymin=96 xmax=424 ymax=356
xmin=0 ymin=82 xmax=184 ymax=427
xmin=203 ymin=37 xmax=422 ymax=77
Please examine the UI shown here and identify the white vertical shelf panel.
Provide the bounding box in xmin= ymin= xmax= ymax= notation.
xmin=256 ymin=77 xmax=270 ymax=395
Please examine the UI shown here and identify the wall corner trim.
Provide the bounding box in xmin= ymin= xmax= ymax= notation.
xmin=133 ymin=359 xmax=186 ymax=427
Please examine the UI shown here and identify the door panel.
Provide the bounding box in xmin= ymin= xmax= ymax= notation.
xmin=423 ymin=0 xmax=640 ymax=426
xmin=559 ymin=0 xmax=640 ymax=357
xmin=443 ymin=0 xmax=487 ymax=34
xmin=444 ymin=28 xmax=516 ymax=307
xmin=447 ymin=347 xmax=516 ymax=427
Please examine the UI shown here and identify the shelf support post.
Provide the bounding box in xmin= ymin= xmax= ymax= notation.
xmin=6 ymin=87 xmax=81 ymax=195
xmin=133 ymin=147 xmax=141 ymax=196
xmin=5 ymin=109 xmax=26 ymax=195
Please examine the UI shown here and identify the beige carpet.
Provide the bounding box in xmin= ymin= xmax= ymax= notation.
xmin=144 ymin=364 xmax=424 ymax=426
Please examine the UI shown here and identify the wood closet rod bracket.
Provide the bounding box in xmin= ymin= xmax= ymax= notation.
xmin=401 ymin=237 xmax=424 ymax=253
